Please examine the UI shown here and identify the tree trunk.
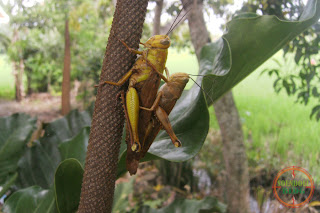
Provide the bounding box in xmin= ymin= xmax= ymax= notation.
xmin=12 ymin=29 xmax=24 ymax=102
xmin=181 ymin=0 xmax=250 ymax=212
xmin=153 ymin=0 xmax=163 ymax=35
xmin=61 ymin=19 xmax=71 ymax=115
xmin=13 ymin=62 xmax=22 ymax=102
xmin=13 ymin=58 xmax=24 ymax=102
xmin=214 ymin=92 xmax=250 ymax=213
xmin=181 ymin=0 xmax=210 ymax=61
xmin=26 ymin=69 xmax=32 ymax=96
xmin=77 ymin=0 xmax=149 ymax=212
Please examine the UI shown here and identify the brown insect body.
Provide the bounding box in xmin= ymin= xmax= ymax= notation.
xmin=126 ymin=73 xmax=190 ymax=175
xmin=125 ymin=71 xmax=161 ymax=174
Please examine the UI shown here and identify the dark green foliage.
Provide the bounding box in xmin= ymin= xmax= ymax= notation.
xmin=3 ymin=186 xmax=57 ymax=213
xmin=0 ymin=114 xmax=37 ymax=191
xmin=55 ymin=159 xmax=84 ymax=213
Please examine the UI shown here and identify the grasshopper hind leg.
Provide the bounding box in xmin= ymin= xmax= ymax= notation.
xmin=155 ymin=107 xmax=182 ymax=148
xmin=126 ymin=87 xmax=142 ymax=152
xmin=119 ymin=90 xmax=141 ymax=152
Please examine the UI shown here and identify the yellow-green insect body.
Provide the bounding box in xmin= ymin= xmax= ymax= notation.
xmin=99 ymin=34 xmax=171 ymax=152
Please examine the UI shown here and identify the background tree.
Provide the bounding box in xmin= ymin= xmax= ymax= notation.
xmin=181 ymin=0 xmax=249 ymax=212
xmin=153 ymin=0 xmax=164 ymax=35
xmin=62 ymin=17 xmax=71 ymax=115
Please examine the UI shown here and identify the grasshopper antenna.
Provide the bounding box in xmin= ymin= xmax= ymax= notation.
xmin=189 ymin=74 xmax=206 ymax=77
xmin=166 ymin=2 xmax=193 ymax=35
xmin=167 ymin=7 xmax=192 ymax=35
xmin=166 ymin=5 xmax=185 ymax=35
xmin=189 ymin=76 xmax=215 ymax=105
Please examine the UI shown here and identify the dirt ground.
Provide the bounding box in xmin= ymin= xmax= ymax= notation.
xmin=0 ymin=93 xmax=73 ymax=122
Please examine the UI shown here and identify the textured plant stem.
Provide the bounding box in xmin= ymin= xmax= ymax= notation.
xmin=78 ymin=1 xmax=149 ymax=212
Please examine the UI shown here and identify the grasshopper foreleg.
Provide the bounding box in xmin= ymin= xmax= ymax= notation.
xmin=117 ymin=38 xmax=143 ymax=55
xmin=139 ymin=91 xmax=163 ymax=112
xmin=145 ymin=58 xmax=169 ymax=83
xmin=95 ymin=69 xmax=134 ymax=87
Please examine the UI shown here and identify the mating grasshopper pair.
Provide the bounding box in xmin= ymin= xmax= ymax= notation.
xmin=97 ymin=34 xmax=190 ymax=175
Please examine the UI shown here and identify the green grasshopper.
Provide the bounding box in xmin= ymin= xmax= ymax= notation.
xmin=98 ymin=7 xmax=193 ymax=174
xmin=98 ymin=34 xmax=171 ymax=153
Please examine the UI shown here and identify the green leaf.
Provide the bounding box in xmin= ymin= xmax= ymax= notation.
xmin=54 ymin=159 xmax=84 ymax=213
xmin=312 ymin=87 xmax=319 ymax=97
xmin=310 ymin=105 xmax=320 ymax=120
xmin=0 ymin=173 xmax=18 ymax=198
xmin=3 ymin=186 xmax=57 ymax=213
xmin=112 ymin=179 xmax=134 ymax=213
xmin=16 ymin=110 xmax=91 ymax=189
xmin=42 ymin=109 xmax=91 ymax=145
xmin=0 ymin=113 xmax=37 ymax=186
xmin=201 ymin=0 xmax=320 ymax=103
xmin=17 ymin=140 xmax=60 ymax=189
xmin=58 ymin=127 xmax=90 ymax=166
xmin=137 ymin=196 xmax=226 ymax=213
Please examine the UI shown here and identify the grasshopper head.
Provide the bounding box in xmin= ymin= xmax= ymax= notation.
xmin=168 ymin=72 xmax=190 ymax=85
xmin=144 ymin=35 xmax=171 ymax=49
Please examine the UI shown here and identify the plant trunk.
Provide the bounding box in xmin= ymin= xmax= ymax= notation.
xmin=181 ymin=0 xmax=250 ymax=212
xmin=13 ymin=62 xmax=21 ymax=102
xmin=77 ymin=0 xmax=149 ymax=212
xmin=12 ymin=30 xmax=24 ymax=102
xmin=153 ymin=0 xmax=163 ymax=35
xmin=214 ymin=92 xmax=250 ymax=213
xmin=26 ymin=70 xmax=32 ymax=96
xmin=61 ymin=19 xmax=71 ymax=115
xmin=181 ymin=0 xmax=210 ymax=61
xmin=13 ymin=59 xmax=24 ymax=102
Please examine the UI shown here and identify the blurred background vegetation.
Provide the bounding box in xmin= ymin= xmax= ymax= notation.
xmin=0 ymin=0 xmax=319 ymax=212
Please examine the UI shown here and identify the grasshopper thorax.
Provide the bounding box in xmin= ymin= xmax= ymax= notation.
xmin=144 ymin=35 xmax=171 ymax=49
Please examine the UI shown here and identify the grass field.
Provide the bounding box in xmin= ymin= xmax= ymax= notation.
xmin=233 ymin=57 xmax=320 ymax=180
xmin=0 ymin=55 xmax=14 ymax=99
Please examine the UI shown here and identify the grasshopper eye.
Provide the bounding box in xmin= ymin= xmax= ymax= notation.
xmin=160 ymin=39 xmax=170 ymax=45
